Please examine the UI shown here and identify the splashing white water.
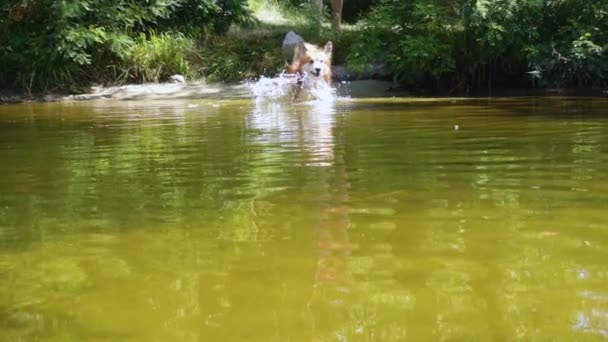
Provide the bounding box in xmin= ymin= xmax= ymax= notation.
xmin=247 ymin=74 xmax=296 ymax=100
xmin=248 ymin=94 xmax=338 ymax=167
xmin=247 ymin=74 xmax=336 ymax=103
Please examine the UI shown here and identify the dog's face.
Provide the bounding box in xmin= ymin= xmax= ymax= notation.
xmin=294 ymin=41 xmax=333 ymax=79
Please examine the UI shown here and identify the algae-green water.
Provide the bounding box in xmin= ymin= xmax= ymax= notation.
xmin=1 ymin=97 xmax=608 ymax=340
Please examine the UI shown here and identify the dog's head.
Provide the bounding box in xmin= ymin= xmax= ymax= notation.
xmin=294 ymin=41 xmax=333 ymax=78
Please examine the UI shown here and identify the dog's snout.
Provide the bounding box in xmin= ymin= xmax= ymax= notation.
xmin=314 ymin=68 xmax=321 ymax=73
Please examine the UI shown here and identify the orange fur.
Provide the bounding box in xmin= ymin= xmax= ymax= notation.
xmin=289 ymin=41 xmax=333 ymax=85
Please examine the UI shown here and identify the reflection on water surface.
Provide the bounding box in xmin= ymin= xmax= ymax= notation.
xmin=1 ymin=97 xmax=608 ymax=340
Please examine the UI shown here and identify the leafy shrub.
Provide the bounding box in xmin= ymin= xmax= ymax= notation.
xmin=0 ymin=0 xmax=251 ymax=92
xmin=267 ymin=0 xmax=377 ymax=23
xmin=199 ymin=33 xmax=285 ymax=82
xmin=124 ymin=32 xmax=196 ymax=83
xmin=347 ymin=0 xmax=607 ymax=91
xmin=529 ymin=0 xmax=608 ymax=87
xmin=347 ymin=1 xmax=462 ymax=86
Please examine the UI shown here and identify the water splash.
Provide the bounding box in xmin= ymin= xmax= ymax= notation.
xmin=247 ymin=74 xmax=297 ymax=101
xmin=247 ymin=91 xmax=338 ymax=167
xmin=247 ymin=74 xmax=336 ymax=103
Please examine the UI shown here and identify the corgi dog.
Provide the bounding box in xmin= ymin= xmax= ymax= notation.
xmin=288 ymin=41 xmax=333 ymax=88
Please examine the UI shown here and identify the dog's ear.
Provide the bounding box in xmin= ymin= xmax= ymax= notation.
xmin=294 ymin=41 xmax=307 ymax=59
xmin=324 ymin=41 xmax=333 ymax=56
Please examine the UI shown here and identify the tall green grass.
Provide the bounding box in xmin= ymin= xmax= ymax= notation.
xmin=124 ymin=32 xmax=197 ymax=83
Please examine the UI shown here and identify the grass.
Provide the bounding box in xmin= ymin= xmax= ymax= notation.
xmin=124 ymin=31 xmax=198 ymax=83
xmin=197 ymin=32 xmax=286 ymax=82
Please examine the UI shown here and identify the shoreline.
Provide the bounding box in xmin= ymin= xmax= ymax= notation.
xmin=0 ymin=81 xmax=251 ymax=104
xmin=1 ymin=81 xmax=607 ymax=105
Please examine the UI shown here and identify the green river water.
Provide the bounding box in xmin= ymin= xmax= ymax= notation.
xmin=1 ymin=96 xmax=608 ymax=341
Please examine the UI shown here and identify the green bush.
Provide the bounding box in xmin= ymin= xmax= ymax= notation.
xmin=199 ymin=33 xmax=285 ymax=82
xmin=347 ymin=0 xmax=608 ymax=91
xmin=0 ymin=0 xmax=251 ymax=92
xmin=530 ymin=1 xmax=608 ymax=87
xmin=124 ymin=32 xmax=197 ymax=83
xmin=267 ymin=0 xmax=377 ymax=23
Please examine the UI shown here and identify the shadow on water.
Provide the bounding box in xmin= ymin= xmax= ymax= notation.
xmin=2 ymin=95 xmax=608 ymax=340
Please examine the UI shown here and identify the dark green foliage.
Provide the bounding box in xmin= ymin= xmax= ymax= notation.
xmin=156 ymin=0 xmax=255 ymax=33
xmin=531 ymin=0 xmax=608 ymax=86
xmin=2 ymin=0 xmax=607 ymax=93
xmin=348 ymin=0 xmax=608 ymax=92
xmin=0 ymin=0 xmax=250 ymax=92
xmin=274 ymin=0 xmax=378 ymax=23
xmin=198 ymin=32 xmax=285 ymax=82
xmin=340 ymin=0 xmax=378 ymax=23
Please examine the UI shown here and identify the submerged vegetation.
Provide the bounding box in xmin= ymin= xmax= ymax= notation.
xmin=1 ymin=0 xmax=607 ymax=94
